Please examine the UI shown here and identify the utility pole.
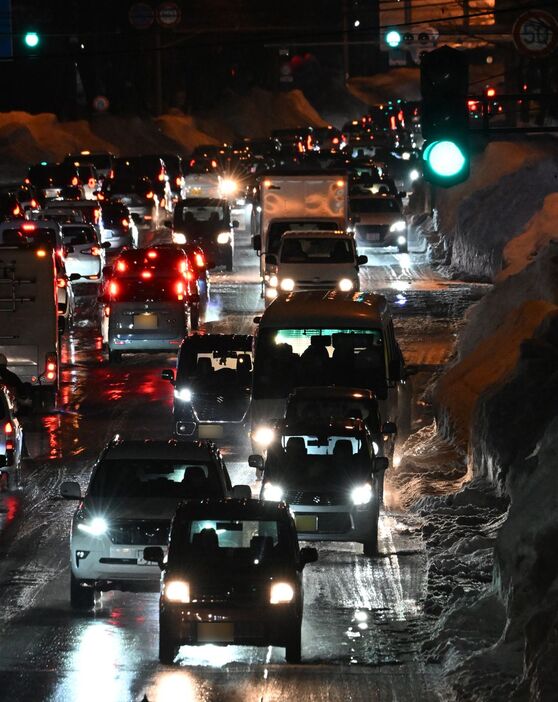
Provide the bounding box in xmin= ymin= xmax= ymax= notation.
xmin=154 ymin=26 xmax=163 ymax=115
xmin=342 ymin=0 xmax=349 ymax=82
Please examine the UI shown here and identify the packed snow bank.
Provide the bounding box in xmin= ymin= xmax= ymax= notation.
xmin=498 ymin=193 xmax=558 ymax=281
xmin=431 ymin=140 xmax=558 ymax=280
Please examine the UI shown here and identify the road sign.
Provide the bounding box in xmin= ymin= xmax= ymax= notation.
xmin=512 ymin=10 xmax=558 ymax=58
xmin=128 ymin=2 xmax=155 ymax=30
xmin=92 ymin=95 xmax=110 ymax=113
xmin=156 ymin=2 xmax=181 ymax=28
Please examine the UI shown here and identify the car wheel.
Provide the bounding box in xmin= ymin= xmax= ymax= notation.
xmin=159 ymin=622 xmax=179 ymax=664
xmin=363 ymin=519 xmax=379 ymax=557
xmin=285 ymin=624 xmax=302 ymax=663
xmin=225 ymin=247 xmax=233 ymax=272
xmin=70 ymin=572 xmax=96 ymax=610
xmin=397 ymin=243 xmax=408 ymax=253
xmin=108 ymin=350 xmax=122 ymax=364
xmin=190 ymin=304 xmax=200 ymax=331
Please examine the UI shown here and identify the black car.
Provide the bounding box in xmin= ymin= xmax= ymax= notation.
xmin=162 ymin=333 xmax=253 ymax=439
xmin=144 ymin=498 xmax=318 ymax=664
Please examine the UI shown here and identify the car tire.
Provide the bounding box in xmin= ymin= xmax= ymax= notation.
xmin=190 ymin=304 xmax=200 ymax=331
xmin=159 ymin=622 xmax=179 ymax=664
xmin=108 ymin=350 xmax=122 ymax=364
xmin=363 ymin=519 xmax=379 ymax=557
xmin=225 ymin=247 xmax=233 ymax=272
xmin=70 ymin=573 xmax=95 ymax=610
xmin=285 ymin=624 xmax=302 ymax=663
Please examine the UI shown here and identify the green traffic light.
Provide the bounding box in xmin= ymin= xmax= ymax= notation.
xmin=385 ymin=30 xmax=402 ymax=48
xmin=423 ymin=140 xmax=466 ymax=178
xmin=24 ymin=32 xmax=40 ymax=48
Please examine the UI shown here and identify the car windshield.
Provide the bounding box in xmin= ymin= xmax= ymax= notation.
xmin=0 ymin=226 xmax=60 ymax=249
xmin=268 ymin=221 xmax=338 ymax=255
xmin=88 ymin=459 xmax=222 ymax=499
xmin=177 ymin=349 xmax=253 ymax=390
xmin=62 ymin=226 xmax=97 ymax=245
xmin=174 ymin=202 xmax=226 ymax=226
xmin=170 ymin=517 xmax=292 ymax=566
xmin=280 ymin=237 xmax=354 ymax=264
xmin=253 ymin=328 xmax=385 ymax=399
xmin=109 ymin=277 xmax=182 ymax=303
xmin=351 ymin=198 xmax=400 ymax=213
xmin=27 ymin=165 xmax=76 ymax=187
xmin=286 ymin=397 xmax=381 ymax=432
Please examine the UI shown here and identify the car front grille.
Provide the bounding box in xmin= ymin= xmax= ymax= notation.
xmin=193 ymin=394 xmax=248 ymax=422
xmin=191 ymin=582 xmax=263 ymax=605
xmin=108 ymin=520 xmax=169 ymax=546
xmin=285 ymin=490 xmax=347 ymax=506
xmin=297 ymin=511 xmax=352 ymax=533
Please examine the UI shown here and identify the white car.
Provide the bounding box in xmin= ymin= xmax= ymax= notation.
xmin=61 ymin=224 xmax=109 ymax=282
xmin=349 ymin=194 xmax=408 ymax=253
xmin=0 ymin=385 xmax=23 ymax=490
xmin=60 ymin=438 xmax=251 ymax=609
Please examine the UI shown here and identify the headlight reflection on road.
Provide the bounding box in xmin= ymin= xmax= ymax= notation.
xmin=146 ymin=671 xmax=198 ymax=702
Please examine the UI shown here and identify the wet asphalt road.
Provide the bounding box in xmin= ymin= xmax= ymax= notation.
xmin=0 ymin=230 xmax=488 ymax=701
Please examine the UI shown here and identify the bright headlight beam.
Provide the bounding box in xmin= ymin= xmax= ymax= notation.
xmin=338 ymin=278 xmax=354 ymax=291
xmin=77 ymin=516 xmax=108 ymax=536
xmin=270 ymin=581 xmax=294 ymax=604
xmin=351 ymin=483 xmax=372 ymax=505
xmin=253 ymin=426 xmax=275 ymax=447
xmin=165 ymin=580 xmax=190 ymax=603
xmin=263 ymin=482 xmax=283 ymax=502
xmin=174 ymin=387 xmax=192 ymax=402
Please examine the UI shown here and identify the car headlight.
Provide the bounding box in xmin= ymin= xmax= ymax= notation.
xmin=219 ymin=179 xmax=238 ymax=197
xmin=351 ymin=483 xmax=373 ymax=505
xmin=164 ymin=580 xmax=190 ymax=603
xmin=409 ymin=169 xmax=420 ymax=181
xmin=372 ymin=441 xmax=379 ymax=454
xmin=263 ymin=482 xmax=283 ymax=502
xmin=217 ymin=232 xmax=230 ymax=245
xmin=389 ymin=220 xmax=406 ymax=232
xmin=338 ymin=278 xmax=354 ymax=291
xmin=280 ymin=278 xmax=295 ymax=291
xmin=401 ymin=151 xmax=411 ymax=160
xmin=77 ymin=516 xmax=108 ymax=536
xmin=172 ymin=232 xmax=187 ymax=245
xmin=270 ymin=581 xmax=294 ymax=604
xmin=268 ymin=275 xmax=278 ymax=288
xmin=397 ymin=235 xmax=407 ymax=246
xmin=174 ymin=387 xmax=192 ymax=402
xmin=265 ymin=287 xmax=278 ymax=300
xmin=252 ymin=426 xmax=275 ymax=448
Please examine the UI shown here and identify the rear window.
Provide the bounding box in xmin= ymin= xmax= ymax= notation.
xmin=62 ymin=226 xmax=97 ymax=245
xmin=27 ymin=165 xmax=76 ymax=187
xmin=109 ymin=277 xmax=183 ymax=303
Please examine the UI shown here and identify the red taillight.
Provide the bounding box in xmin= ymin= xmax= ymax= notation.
xmin=13 ymin=205 xmax=20 ymax=216
xmin=158 ymin=171 xmax=165 ymax=182
xmin=146 ymin=250 xmax=157 ymax=259
xmin=71 ymin=176 xmax=79 ymax=186
xmin=176 ymin=176 xmax=181 ymax=187
xmin=146 ymin=191 xmax=154 ymax=199
xmin=4 ymin=421 xmax=13 ymax=451
xmin=332 ymin=137 xmax=339 ymax=144
xmin=57 ymin=278 xmax=67 ymax=288
xmin=24 ymin=177 xmax=30 ymax=184
xmin=189 ymin=159 xmax=195 ymax=167
xmin=104 ymin=305 xmax=110 ymax=317
xmin=109 ymin=169 xmax=114 ymax=179
xmin=176 ymin=280 xmax=185 ymax=300
xmin=141 ymin=270 xmax=152 ymax=279
xmin=121 ymin=218 xmax=129 ymax=228
xmin=88 ymin=178 xmax=95 ymax=188
xmin=109 ymin=281 xmax=119 ymax=296
xmin=195 ymin=253 xmax=205 ymax=268
xmin=211 ymin=160 xmax=217 ymax=168
xmin=116 ymin=260 xmax=127 ymax=273
xmin=30 ymin=198 xmax=38 ymax=208
xmin=45 ymin=353 xmax=57 ymax=381
xmin=185 ymin=270 xmax=194 ymax=281
xmin=22 ymin=222 xmax=36 ymax=232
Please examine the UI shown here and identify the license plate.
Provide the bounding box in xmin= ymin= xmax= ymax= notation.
xmin=133 ymin=313 xmax=158 ymax=329
xmin=191 ymin=187 xmax=202 ymax=196
xmin=198 ymin=424 xmax=224 ymax=439
xmin=197 ymin=622 xmax=234 ymax=643
xmin=366 ymin=232 xmax=380 ymax=242
xmin=295 ymin=515 xmax=318 ymax=532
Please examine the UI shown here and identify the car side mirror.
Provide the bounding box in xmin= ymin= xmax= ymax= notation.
xmin=299 ymin=546 xmax=318 ymax=568
xmin=381 ymin=421 xmax=397 ymax=435
xmin=143 ymin=546 xmax=165 ymax=569
xmin=357 ymin=255 xmax=368 ymax=266
xmin=101 ymin=241 xmax=111 ymax=249
xmin=69 ymin=273 xmax=81 ymax=281
xmin=265 ymin=254 xmax=277 ymax=266
xmin=373 ymin=456 xmax=389 ymax=473
xmin=232 ymin=220 xmax=240 ymax=228
xmin=253 ymin=316 xmax=261 ymax=324
xmin=248 ymin=454 xmax=264 ymax=471
xmin=232 ymin=484 xmax=252 ymax=499
xmin=164 ymin=219 xmax=172 ymax=228
xmin=388 ymin=359 xmax=402 ymax=382
xmin=60 ymin=481 xmax=81 ymax=499
xmin=252 ymin=234 xmax=261 ymax=251
xmin=161 ymin=369 xmax=175 ymax=384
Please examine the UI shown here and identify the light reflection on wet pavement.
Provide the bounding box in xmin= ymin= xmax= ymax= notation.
xmin=0 ymin=240 xmax=491 ymax=701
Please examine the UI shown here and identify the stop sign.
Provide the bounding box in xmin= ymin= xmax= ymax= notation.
xmin=156 ymin=2 xmax=182 ymax=28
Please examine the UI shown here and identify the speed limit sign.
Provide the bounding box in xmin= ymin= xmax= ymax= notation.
xmin=513 ymin=10 xmax=558 ymax=58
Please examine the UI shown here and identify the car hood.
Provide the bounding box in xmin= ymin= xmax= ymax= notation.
xmin=80 ymin=497 xmax=188 ymax=520
xmin=276 ymin=262 xmax=357 ymax=279
xmin=354 ymin=212 xmax=402 ymax=225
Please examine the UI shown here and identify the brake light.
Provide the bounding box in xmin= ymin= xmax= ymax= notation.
xmin=97 ymin=192 xmax=105 ymax=200
xmin=22 ymin=222 xmax=36 ymax=232
xmin=332 ymin=137 xmax=339 ymax=144
xmin=121 ymin=218 xmax=129 ymax=228
xmin=30 ymin=199 xmax=38 ymax=208
xmin=185 ymin=270 xmax=194 ymax=281
xmin=176 ymin=176 xmax=181 ymax=187
xmin=176 ymin=280 xmax=185 ymax=300
xmin=24 ymin=178 xmax=30 ymax=184
xmin=71 ymin=176 xmax=79 ymax=186
xmin=45 ymin=353 xmax=57 ymax=381
xmin=88 ymin=178 xmax=95 ymax=188
xmin=57 ymin=278 xmax=67 ymax=288
xmin=178 ymin=260 xmax=187 ymax=273
xmin=94 ymin=208 xmax=100 ymax=223
xmin=211 ymin=160 xmax=217 ymax=168
xmin=189 ymin=159 xmax=195 ymax=167
xmin=13 ymin=205 xmax=20 ymax=216
xmin=109 ymin=281 xmax=119 ymax=296
xmin=141 ymin=270 xmax=152 ymax=279
xmin=146 ymin=250 xmax=157 ymax=259
xmin=195 ymin=252 xmax=205 ymax=268
xmin=158 ymin=171 xmax=165 ymax=182
xmin=4 ymin=421 xmax=14 ymax=451
xmin=146 ymin=191 xmax=154 ymax=199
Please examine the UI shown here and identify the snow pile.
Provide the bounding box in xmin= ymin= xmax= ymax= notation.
xmin=432 ymin=140 xmax=558 ymax=279
xmin=498 ymin=193 xmax=558 ymax=281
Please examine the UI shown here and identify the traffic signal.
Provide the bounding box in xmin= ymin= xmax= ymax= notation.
xmin=23 ymin=31 xmax=40 ymax=49
xmin=420 ymin=46 xmax=469 ymax=187
xmin=385 ymin=30 xmax=402 ymax=48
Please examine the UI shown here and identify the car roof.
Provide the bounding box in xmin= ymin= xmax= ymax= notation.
xmin=104 ymin=439 xmax=218 ymax=461
xmin=180 ymin=333 xmax=252 ymax=353
xmin=289 ymin=386 xmax=376 ymax=401
xmin=280 ymin=417 xmax=368 ymax=436
xmin=174 ymin=498 xmax=292 ymax=522
xmin=259 ymin=291 xmax=388 ymax=328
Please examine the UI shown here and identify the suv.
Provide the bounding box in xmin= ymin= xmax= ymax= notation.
xmin=252 ymin=418 xmax=388 ymax=556
xmin=144 ymin=498 xmax=318 ymax=664
xmin=162 ymin=334 xmax=253 ymax=439
xmin=349 ymin=194 xmax=408 ymax=253
xmin=0 ymin=386 xmax=23 ymax=490
xmin=60 ymin=438 xmax=251 ymax=609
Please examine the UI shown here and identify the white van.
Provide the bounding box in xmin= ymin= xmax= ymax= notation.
xmin=251 ymin=291 xmax=405 ymax=452
xmin=263 ymin=230 xmax=367 ymax=303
